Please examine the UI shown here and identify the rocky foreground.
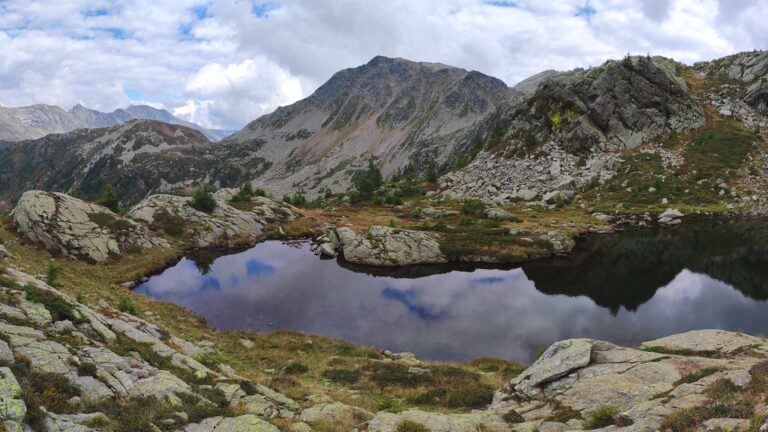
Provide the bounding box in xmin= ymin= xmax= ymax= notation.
xmin=0 ymin=249 xmax=766 ymax=431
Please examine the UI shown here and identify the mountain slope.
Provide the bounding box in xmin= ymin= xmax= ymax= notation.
xmin=222 ymin=56 xmax=519 ymax=195
xmin=0 ymin=120 xmax=254 ymax=210
xmin=0 ymin=103 xmax=231 ymax=142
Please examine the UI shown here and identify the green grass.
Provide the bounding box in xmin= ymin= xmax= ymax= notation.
xmin=322 ymin=368 xmax=361 ymax=384
xmin=396 ymin=420 xmax=431 ymax=432
xmin=88 ymin=212 xmax=132 ymax=232
xmin=587 ymin=119 xmax=757 ymax=210
xmin=685 ymin=120 xmax=757 ymax=176
xmin=587 ymin=405 xmax=620 ymax=429
xmin=20 ymin=283 xmax=85 ymax=323
xmin=674 ymin=367 xmax=722 ymax=386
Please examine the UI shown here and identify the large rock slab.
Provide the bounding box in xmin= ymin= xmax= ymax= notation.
xmin=324 ymin=226 xmax=447 ymax=266
xmin=368 ymin=410 xmax=510 ymax=432
xmin=12 ymin=191 xmax=168 ymax=262
xmin=640 ymin=329 xmax=766 ymax=355
xmin=299 ymin=402 xmax=373 ymax=426
xmin=512 ymin=339 xmax=593 ymax=396
xmin=182 ymin=414 xmax=280 ymax=432
xmin=497 ymin=334 xmax=763 ymax=429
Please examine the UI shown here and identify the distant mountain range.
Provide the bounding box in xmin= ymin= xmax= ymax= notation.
xmin=0 ymin=103 xmax=234 ymax=142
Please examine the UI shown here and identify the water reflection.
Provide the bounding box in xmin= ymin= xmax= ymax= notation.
xmin=135 ymin=219 xmax=768 ymax=362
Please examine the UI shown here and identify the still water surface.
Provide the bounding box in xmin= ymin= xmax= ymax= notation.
xmin=135 ymin=219 xmax=768 ymax=362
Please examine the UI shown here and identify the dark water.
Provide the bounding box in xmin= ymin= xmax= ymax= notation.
xmin=135 ymin=219 xmax=768 ymax=363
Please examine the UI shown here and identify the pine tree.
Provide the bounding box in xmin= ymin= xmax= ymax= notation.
xmin=354 ymin=159 xmax=383 ymax=200
xmin=190 ymin=186 xmax=216 ymax=213
xmin=97 ymin=184 xmax=120 ymax=213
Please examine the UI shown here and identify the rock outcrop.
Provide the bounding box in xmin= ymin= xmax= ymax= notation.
xmin=12 ymin=191 xmax=168 ymax=262
xmin=498 ymin=55 xmax=705 ymax=153
xmin=491 ymin=330 xmax=768 ymax=432
xmin=127 ymin=193 xmax=298 ymax=248
xmin=658 ymin=208 xmax=684 ymax=226
xmin=316 ymin=226 xmax=447 ymax=266
xmin=11 ymin=190 xmax=299 ymax=262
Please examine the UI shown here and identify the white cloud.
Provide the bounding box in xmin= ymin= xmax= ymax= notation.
xmin=182 ymin=57 xmax=303 ymax=128
xmin=0 ymin=0 xmax=765 ymax=130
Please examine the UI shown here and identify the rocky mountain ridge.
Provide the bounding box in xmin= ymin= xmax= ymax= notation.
xmin=441 ymin=51 xmax=768 ymax=207
xmin=0 ymin=103 xmax=230 ymax=142
xmin=222 ymin=55 xmax=519 ymax=196
xmin=0 ymin=120 xmax=257 ymax=211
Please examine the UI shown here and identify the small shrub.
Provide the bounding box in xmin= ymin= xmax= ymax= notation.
xmin=397 ymin=420 xmax=430 ymax=432
xmin=376 ymin=396 xmax=403 ymax=413
xmin=45 ymin=262 xmax=60 ymax=287
xmin=96 ymin=184 xmax=120 ymax=213
xmin=291 ymin=193 xmax=307 ymax=207
xmin=322 ymin=368 xmax=361 ymax=384
xmin=150 ymin=209 xmax=186 ymax=238
xmin=117 ymin=298 xmax=138 ymax=315
xmin=240 ymin=380 xmax=258 ymax=396
xmin=587 ymin=405 xmax=620 ymax=429
xmin=230 ymin=182 xmax=255 ymax=202
xmin=460 ymin=199 xmax=486 ymax=216
xmin=385 ymin=191 xmax=404 ymax=205
xmin=410 ymin=381 xmax=493 ymax=409
xmin=283 ymin=362 xmax=309 ymax=375
xmin=88 ymin=212 xmax=132 ymax=232
xmin=411 ymin=207 xmax=422 ymax=218
xmin=21 ymin=284 xmax=84 ymax=323
xmin=78 ymin=362 xmax=98 ymax=377
xmin=426 ymin=164 xmax=438 ymax=183
xmin=190 ymin=187 xmax=216 ymax=213
xmin=433 ymin=219 xmax=448 ymax=232
xmin=547 ymin=400 xmax=582 ymax=423
xmin=466 ymin=357 xmax=526 ymax=380
xmin=502 ymin=410 xmax=525 ymax=423
xmin=353 ymin=159 xmax=384 ymax=200
xmin=674 ymin=367 xmax=722 ymax=385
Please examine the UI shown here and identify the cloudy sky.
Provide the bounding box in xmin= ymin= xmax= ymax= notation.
xmin=0 ymin=0 xmax=766 ymax=130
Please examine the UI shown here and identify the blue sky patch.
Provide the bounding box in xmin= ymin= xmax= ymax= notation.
xmin=486 ymin=1 xmax=517 ymax=7
xmin=576 ymin=1 xmax=597 ymax=19
xmin=96 ymin=27 xmax=128 ymax=39
xmin=123 ymin=87 xmax=144 ymax=100
xmin=252 ymin=2 xmax=278 ymax=18
xmin=192 ymin=5 xmax=209 ymax=20
xmin=245 ymin=259 xmax=277 ymax=277
xmin=382 ymin=287 xmax=443 ymax=321
xmin=84 ymin=8 xmax=110 ymax=17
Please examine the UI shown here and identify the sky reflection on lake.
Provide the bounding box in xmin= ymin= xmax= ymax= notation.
xmin=136 ymin=219 xmax=768 ymax=362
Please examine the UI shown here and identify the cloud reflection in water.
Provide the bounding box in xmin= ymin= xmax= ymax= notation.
xmin=136 ymin=234 xmax=768 ymax=362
